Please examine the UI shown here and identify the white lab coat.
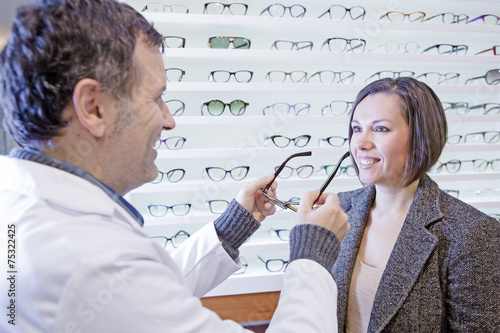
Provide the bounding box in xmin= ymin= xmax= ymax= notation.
xmin=0 ymin=156 xmax=338 ymax=333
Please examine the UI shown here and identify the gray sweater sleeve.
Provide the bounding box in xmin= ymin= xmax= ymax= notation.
xmin=289 ymin=224 xmax=340 ymax=273
xmin=213 ymin=199 xmax=260 ymax=261
xmin=214 ymin=199 xmax=341 ymax=273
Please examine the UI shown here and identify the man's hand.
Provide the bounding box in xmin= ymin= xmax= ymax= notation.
xmin=235 ymin=174 xmax=277 ymax=222
xmin=296 ymin=190 xmax=350 ymax=241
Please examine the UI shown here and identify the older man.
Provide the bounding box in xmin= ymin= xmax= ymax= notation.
xmin=0 ymin=0 xmax=349 ymax=332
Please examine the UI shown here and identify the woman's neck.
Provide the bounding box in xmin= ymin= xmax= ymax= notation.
xmin=373 ymin=179 xmax=420 ymax=216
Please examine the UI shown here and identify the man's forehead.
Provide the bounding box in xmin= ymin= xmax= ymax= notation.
xmin=133 ymin=41 xmax=166 ymax=92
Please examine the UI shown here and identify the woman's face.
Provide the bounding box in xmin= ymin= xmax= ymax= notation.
xmin=350 ymin=93 xmax=409 ymax=190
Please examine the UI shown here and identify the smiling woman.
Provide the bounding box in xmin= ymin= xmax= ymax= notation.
xmin=332 ymin=77 xmax=500 ymax=332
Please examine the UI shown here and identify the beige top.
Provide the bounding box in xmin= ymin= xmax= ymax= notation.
xmin=346 ymin=258 xmax=385 ymax=333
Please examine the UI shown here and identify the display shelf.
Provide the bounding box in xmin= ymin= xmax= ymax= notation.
xmin=127 ymin=0 xmax=500 ymax=297
xmin=166 ymin=82 xmax=500 ymax=93
xmin=169 ymin=115 xmax=500 ymax=126
xmin=144 ymin=12 xmax=500 ymax=34
xmin=163 ymin=48 xmax=500 ymax=65
xmin=151 ymin=143 xmax=500 ymax=161
xmin=205 ymin=270 xmax=284 ymax=297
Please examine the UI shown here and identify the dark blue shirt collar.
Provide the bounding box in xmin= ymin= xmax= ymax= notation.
xmin=10 ymin=148 xmax=144 ymax=227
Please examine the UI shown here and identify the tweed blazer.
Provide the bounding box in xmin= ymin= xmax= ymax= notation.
xmin=333 ymin=175 xmax=500 ymax=332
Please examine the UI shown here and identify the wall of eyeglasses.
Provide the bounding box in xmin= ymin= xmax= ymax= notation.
xmin=124 ymin=0 xmax=500 ymax=297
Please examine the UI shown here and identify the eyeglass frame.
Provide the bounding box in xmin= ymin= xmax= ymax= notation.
xmin=415 ymin=72 xmax=460 ymax=85
xmin=423 ymin=12 xmax=468 ymax=24
xmin=260 ymin=4 xmax=306 ymax=18
xmin=307 ymin=70 xmax=355 ymax=84
xmin=155 ymin=136 xmax=187 ymax=150
xmin=319 ymin=136 xmax=349 ymax=147
xmin=321 ymin=100 xmax=354 ymax=116
xmin=264 ymin=135 xmax=311 ymax=148
xmin=203 ymin=2 xmax=248 ymax=15
xmin=262 ymin=103 xmax=311 ymax=116
xmin=271 ymin=40 xmax=313 ymax=51
xmin=163 ymin=36 xmax=186 ymax=48
xmin=150 ymin=168 xmax=186 ymax=184
xmin=464 ymin=69 xmax=500 ymax=85
xmin=447 ymin=131 xmax=500 ymax=144
xmin=321 ymin=37 xmax=366 ymax=53
xmin=265 ymin=70 xmax=308 ymax=83
xmin=258 ymin=255 xmax=289 ymax=272
xmin=205 ymin=166 xmax=250 ymax=182
xmin=164 ymin=99 xmax=185 ymax=116
xmin=151 ymin=230 xmax=191 ymax=249
xmin=365 ymin=70 xmax=415 ymax=83
xmin=270 ymin=228 xmax=291 ymax=241
xmin=379 ymin=11 xmax=426 ymax=22
xmin=148 ymin=203 xmax=192 ymax=217
xmin=206 ymin=199 xmax=230 ymax=214
xmin=208 ymin=36 xmax=251 ymax=49
xmin=421 ymin=44 xmax=468 ymax=55
xmin=165 ymin=68 xmax=185 ymax=82
xmin=467 ymin=14 xmax=500 ymax=25
xmin=476 ymin=45 xmax=500 ymax=56
xmin=261 ymin=151 xmax=351 ymax=212
xmin=318 ymin=4 xmax=366 ymax=20
xmin=208 ymin=70 xmax=253 ymax=83
xmin=201 ymin=99 xmax=249 ymax=116
xmin=142 ymin=3 xmax=189 ymax=13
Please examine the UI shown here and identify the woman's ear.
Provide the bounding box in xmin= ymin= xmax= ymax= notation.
xmin=72 ymin=78 xmax=106 ymax=138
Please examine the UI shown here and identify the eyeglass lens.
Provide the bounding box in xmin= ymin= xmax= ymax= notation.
xmin=209 ymin=36 xmax=251 ymax=49
xmin=261 ymin=4 xmax=306 ymax=18
xmin=204 ymin=2 xmax=248 ymax=15
xmin=321 ymin=101 xmax=354 ymax=115
xmin=203 ymin=100 xmax=248 ymax=116
xmin=320 ymin=5 xmax=366 ymax=20
xmin=148 ymin=204 xmax=191 ymax=217
xmin=274 ymin=165 xmax=314 ymax=179
xmin=155 ymin=136 xmax=186 ymax=150
xmin=209 ymin=70 xmax=253 ymax=83
xmin=270 ymin=228 xmax=290 ymax=241
xmin=323 ymin=38 xmax=366 ymax=52
xmin=421 ymin=44 xmax=468 ymax=55
xmin=164 ymin=99 xmax=185 ymax=116
xmin=165 ymin=68 xmax=185 ymax=82
xmin=263 ymin=103 xmax=310 ymax=116
xmin=142 ymin=3 xmax=189 ymax=13
xmin=381 ymin=11 xmax=426 ymax=22
xmin=205 ymin=166 xmax=250 ymax=182
xmin=207 ymin=200 xmax=230 ymax=214
xmin=266 ymin=135 xmax=311 ymax=148
xmin=151 ymin=230 xmax=190 ymax=248
xmin=151 ymin=168 xmax=186 ymax=184
xmin=163 ymin=36 xmax=185 ymax=48
xmin=307 ymin=71 xmax=355 ymax=84
xmin=272 ymin=40 xmax=313 ymax=51
xmin=266 ymin=71 xmax=307 ymax=83
xmin=258 ymin=255 xmax=288 ymax=272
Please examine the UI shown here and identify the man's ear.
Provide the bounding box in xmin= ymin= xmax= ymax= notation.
xmin=72 ymin=78 xmax=107 ymax=138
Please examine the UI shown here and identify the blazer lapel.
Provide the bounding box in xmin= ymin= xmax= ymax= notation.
xmin=334 ymin=186 xmax=376 ymax=331
xmin=368 ymin=176 xmax=443 ymax=333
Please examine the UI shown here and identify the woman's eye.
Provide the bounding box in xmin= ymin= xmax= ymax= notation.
xmin=374 ymin=126 xmax=389 ymax=132
xmin=351 ymin=126 xmax=361 ymax=133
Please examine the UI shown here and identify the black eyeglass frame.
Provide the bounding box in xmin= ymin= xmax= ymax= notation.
xmin=261 ymin=151 xmax=351 ymax=212
xmin=318 ymin=5 xmax=366 ymax=20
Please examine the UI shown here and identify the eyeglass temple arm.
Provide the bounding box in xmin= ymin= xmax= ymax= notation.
xmin=263 ymin=151 xmax=312 ymax=191
xmin=313 ymin=151 xmax=351 ymax=205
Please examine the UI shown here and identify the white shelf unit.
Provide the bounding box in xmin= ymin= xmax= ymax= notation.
xmin=125 ymin=0 xmax=500 ymax=296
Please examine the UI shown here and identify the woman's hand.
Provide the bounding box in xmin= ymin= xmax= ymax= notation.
xmin=296 ymin=189 xmax=350 ymax=241
xmin=235 ymin=174 xmax=277 ymax=222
